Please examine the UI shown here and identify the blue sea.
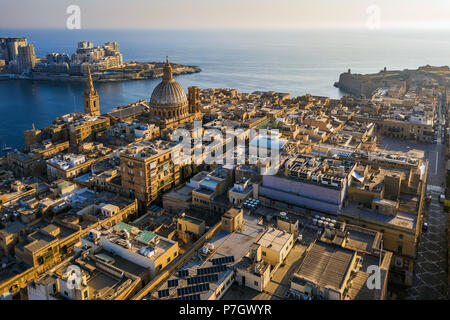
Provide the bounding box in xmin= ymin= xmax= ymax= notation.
xmin=2 ymin=28 xmax=450 ymax=151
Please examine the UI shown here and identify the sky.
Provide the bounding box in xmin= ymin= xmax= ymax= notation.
xmin=2 ymin=0 xmax=450 ymax=30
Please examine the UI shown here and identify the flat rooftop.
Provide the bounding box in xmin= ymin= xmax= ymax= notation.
xmin=257 ymin=228 xmax=292 ymax=252
xmin=163 ymin=185 xmax=194 ymax=202
xmin=294 ymin=241 xmax=355 ymax=292
xmin=342 ymin=203 xmax=417 ymax=231
xmin=345 ymin=229 xmax=377 ymax=253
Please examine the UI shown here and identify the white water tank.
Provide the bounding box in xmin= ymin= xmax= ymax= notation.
xmin=139 ymin=247 xmax=154 ymax=258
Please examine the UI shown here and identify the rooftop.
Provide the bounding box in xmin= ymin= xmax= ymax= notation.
xmin=342 ymin=202 xmax=417 ymax=231
xmin=294 ymin=241 xmax=356 ymax=292
xmin=257 ymin=228 xmax=292 ymax=252
xmin=148 ymin=215 xmax=265 ymax=300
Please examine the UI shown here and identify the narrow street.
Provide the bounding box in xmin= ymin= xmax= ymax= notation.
xmin=405 ymin=190 xmax=448 ymax=299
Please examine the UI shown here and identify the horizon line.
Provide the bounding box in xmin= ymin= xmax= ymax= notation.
xmin=4 ymin=25 xmax=450 ymax=32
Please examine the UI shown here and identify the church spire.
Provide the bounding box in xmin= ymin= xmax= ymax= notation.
xmin=86 ymin=66 xmax=95 ymax=94
xmin=83 ymin=65 xmax=100 ymax=116
xmin=163 ymin=56 xmax=173 ymax=82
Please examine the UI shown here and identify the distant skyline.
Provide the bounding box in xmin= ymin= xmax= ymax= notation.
xmin=3 ymin=0 xmax=450 ymax=30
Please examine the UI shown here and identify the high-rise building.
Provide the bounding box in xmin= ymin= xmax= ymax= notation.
xmin=78 ymin=41 xmax=93 ymax=49
xmin=6 ymin=37 xmax=27 ymax=62
xmin=0 ymin=38 xmax=9 ymax=61
xmin=17 ymin=44 xmax=36 ymax=73
xmin=104 ymin=41 xmax=119 ymax=51
xmin=83 ymin=67 xmax=100 ymax=116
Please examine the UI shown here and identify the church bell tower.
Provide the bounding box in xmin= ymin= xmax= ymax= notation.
xmin=83 ymin=66 xmax=100 ymax=116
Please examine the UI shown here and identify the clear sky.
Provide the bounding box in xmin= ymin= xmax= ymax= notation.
xmin=2 ymin=0 xmax=450 ymax=30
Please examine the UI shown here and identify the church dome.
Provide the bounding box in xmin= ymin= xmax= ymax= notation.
xmin=150 ymin=57 xmax=188 ymax=108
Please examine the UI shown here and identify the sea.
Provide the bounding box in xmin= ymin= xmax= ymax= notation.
xmin=2 ymin=28 xmax=450 ymax=152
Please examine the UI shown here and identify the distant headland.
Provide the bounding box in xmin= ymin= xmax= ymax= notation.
xmin=334 ymin=65 xmax=450 ymax=97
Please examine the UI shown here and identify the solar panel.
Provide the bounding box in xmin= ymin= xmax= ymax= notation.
xmin=172 ymin=294 xmax=201 ymax=301
xmin=197 ymin=264 xmax=227 ymax=275
xmin=168 ymin=279 xmax=179 ymax=288
xmin=158 ymin=289 xmax=170 ymax=298
xmin=177 ymin=283 xmax=210 ymax=297
xmin=211 ymin=256 xmax=235 ymax=265
xmin=178 ymin=269 xmax=189 ymax=277
xmin=187 ymin=274 xmax=219 ymax=285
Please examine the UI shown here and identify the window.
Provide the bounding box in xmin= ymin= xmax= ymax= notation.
xmin=399 ymin=234 xmax=403 ymax=239
xmin=262 ymin=251 xmax=266 ymax=256
xmin=167 ymin=257 xmax=171 ymax=263
xmin=398 ymin=245 xmax=403 ymax=255
xmin=254 ymin=281 xmax=259 ymax=286
xmin=83 ymin=290 xmax=88 ymax=299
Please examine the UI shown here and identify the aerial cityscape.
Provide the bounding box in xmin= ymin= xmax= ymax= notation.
xmin=1 ymin=0 xmax=449 ymax=312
